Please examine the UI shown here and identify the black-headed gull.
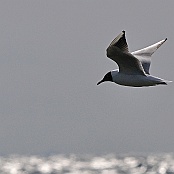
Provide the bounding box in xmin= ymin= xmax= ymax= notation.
xmin=97 ymin=31 xmax=171 ymax=87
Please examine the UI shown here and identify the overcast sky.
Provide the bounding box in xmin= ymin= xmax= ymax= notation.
xmin=0 ymin=0 xmax=174 ymax=155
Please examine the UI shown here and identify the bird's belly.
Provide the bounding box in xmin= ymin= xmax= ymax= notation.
xmin=113 ymin=74 xmax=161 ymax=87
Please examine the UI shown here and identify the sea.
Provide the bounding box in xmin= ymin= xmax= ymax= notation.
xmin=0 ymin=153 xmax=174 ymax=174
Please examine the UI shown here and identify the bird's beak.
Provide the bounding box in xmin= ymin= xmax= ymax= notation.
xmin=97 ymin=79 xmax=104 ymax=85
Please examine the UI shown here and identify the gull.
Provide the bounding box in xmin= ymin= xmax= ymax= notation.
xmin=97 ymin=31 xmax=171 ymax=87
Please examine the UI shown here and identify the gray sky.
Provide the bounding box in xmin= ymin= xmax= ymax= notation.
xmin=0 ymin=0 xmax=174 ymax=155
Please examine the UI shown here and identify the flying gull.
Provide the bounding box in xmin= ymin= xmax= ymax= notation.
xmin=97 ymin=31 xmax=171 ymax=87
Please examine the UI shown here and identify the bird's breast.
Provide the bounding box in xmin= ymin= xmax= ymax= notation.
xmin=112 ymin=73 xmax=162 ymax=87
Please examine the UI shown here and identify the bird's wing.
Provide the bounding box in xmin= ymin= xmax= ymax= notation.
xmin=131 ymin=39 xmax=167 ymax=74
xmin=106 ymin=31 xmax=146 ymax=75
xmin=109 ymin=30 xmax=129 ymax=52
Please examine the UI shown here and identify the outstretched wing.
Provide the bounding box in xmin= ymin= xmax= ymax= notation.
xmin=106 ymin=31 xmax=146 ymax=76
xmin=109 ymin=30 xmax=129 ymax=52
xmin=132 ymin=39 xmax=167 ymax=74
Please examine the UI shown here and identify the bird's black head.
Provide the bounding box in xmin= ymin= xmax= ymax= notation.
xmin=97 ymin=71 xmax=113 ymax=85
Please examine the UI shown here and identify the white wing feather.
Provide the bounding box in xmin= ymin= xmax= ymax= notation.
xmin=131 ymin=39 xmax=167 ymax=74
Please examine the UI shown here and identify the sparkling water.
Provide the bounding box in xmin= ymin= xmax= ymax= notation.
xmin=0 ymin=153 xmax=174 ymax=174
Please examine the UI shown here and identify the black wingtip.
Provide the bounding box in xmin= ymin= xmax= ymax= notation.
xmin=122 ymin=30 xmax=125 ymax=34
xmin=165 ymin=38 xmax=167 ymax=41
xmin=161 ymin=82 xmax=167 ymax=85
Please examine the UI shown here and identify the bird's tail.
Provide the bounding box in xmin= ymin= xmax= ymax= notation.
xmin=160 ymin=80 xmax=172 ymax=85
